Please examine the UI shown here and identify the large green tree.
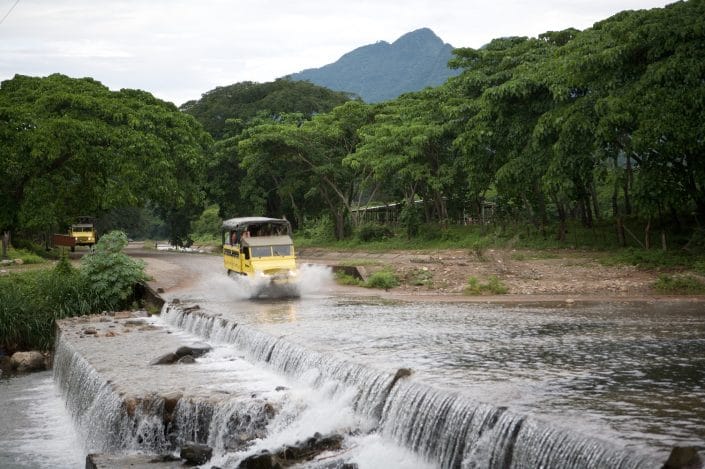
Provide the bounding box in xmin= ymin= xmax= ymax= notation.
xmin=0 ymin=74 xmax=212 ymax=249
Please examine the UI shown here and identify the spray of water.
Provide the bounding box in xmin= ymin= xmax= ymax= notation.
xmin=219 ymin=263 xmax=334 ymax=300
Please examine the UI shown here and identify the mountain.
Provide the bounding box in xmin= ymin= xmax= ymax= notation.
xmin=287 ymin=28 xmax=460 ymax=103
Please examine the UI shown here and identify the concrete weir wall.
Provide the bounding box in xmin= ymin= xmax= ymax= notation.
xmin=51 ymin=302 xmax=681 ymax=468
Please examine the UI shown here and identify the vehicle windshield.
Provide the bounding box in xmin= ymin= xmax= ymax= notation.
xmin=251 ymin=245 xmax=292 ymax=257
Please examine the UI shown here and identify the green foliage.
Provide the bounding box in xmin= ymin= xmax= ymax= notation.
xmin=364 ymin=270 xmax=400 ymax=290
xmin=298 ymin=216 xmax=337 ymax=245
xmin=6 ymin=247 xmax=45 ymax=264
xmin=190 ymin=204 xmax=222 ymax=240
xmin=0 ymin=73 xmax=211 ymax=247
xmin=464 ymin=275 xmax=508 ymax=295
xmin=181 ymin=78 xmax=353 ymax=139
xmin=334 ymin=271 xmax=363 ymax=286
xmin=653 ymin=274 xmax=705 ymax=295
xmin=601 ymin=248 xmax=695 ymax=270
xmin=80 ymin=231 xmax=148 ymax=309
xmin=0 ymin=264 xmax=100 ymax=352
xmin=356 ymin=223 xmax=394 ymax=242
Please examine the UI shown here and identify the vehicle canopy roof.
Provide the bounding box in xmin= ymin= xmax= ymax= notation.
xmin=71 ymin=223 xmax=94 ymax=228
xmin=221 ymin=217 xmax=291 ymax=234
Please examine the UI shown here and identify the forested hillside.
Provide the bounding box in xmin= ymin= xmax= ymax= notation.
xmin=2 ymin=1 xmax=704 ymax=255
xmin=180 ymin=79 xmax=354 ymax=139
xmin=288 ymin=28 xmax=460 ymax=103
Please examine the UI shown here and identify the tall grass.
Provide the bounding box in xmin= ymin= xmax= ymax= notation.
xmin=1 ymin=231 xmax=148 ymax=352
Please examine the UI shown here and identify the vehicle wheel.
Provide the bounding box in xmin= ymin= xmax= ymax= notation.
xmin=226 ymin=269 xmax=231 ymax=276
xmin=70 ymin=246 xmax=75 ymax=252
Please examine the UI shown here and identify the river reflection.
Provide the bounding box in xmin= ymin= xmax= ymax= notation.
xmin=216 ymin=298 xmax=705 ymax=455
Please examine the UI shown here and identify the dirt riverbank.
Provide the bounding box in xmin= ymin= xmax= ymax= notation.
xmin=296 ymin=247 xmax=705 ymax=304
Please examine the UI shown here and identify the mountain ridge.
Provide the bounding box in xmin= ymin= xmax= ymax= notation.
xmin=287 ymin=28 xmax=460 ymax=103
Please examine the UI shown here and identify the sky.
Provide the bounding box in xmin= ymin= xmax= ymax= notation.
xmin=0 ymin=0 xmax=675 ymax=106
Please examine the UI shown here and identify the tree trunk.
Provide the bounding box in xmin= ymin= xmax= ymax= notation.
xmin=616 ymin=217 xmax=626 ymax=247
xmin=1 ymin=231 xmax=9 ymax=258
xmin=624 ymin=155 xmax=632 ymax=215
xmin=590 ymin=178 xmax=601 ymax=221
xmin=644 ymin=217 xmax=651 ymax=250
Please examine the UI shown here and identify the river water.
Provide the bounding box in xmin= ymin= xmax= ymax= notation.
xmin=0 ymin=371 xmax=84 ymax=468
xmin=1 ymin=251 xmax=703 ymax=467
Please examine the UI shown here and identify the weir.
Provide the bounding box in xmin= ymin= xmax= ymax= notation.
xmin=50 ymin=304 xmax=679 ymax=467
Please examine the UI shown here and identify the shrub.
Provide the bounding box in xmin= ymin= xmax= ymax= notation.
xmin=300 ymin=216 xmax=336 ymax=243
xmin=335 ymin=271 xmax=362 ymax=286
xmin=7 ymin=247 xmax=46 ymax=264
xmin=653 ymin=274 xmax=705 ymax=295
xmin=464 ymin=275 xmax=508 ymax=295
xmin=364 ymin=270 xmax=399 ymax=290
xmin=356 ymin=223 xmax=393 ymax=242
xmin=80 ymin=231 xmax=148 ymax=309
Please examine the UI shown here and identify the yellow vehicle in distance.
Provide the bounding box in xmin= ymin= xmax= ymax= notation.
xmin=69 ymin=217 xmax=97 ymax=251
xmin=222 ymin=217 xmax=297 ymax=283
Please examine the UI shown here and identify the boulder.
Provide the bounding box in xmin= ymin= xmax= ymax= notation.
xmin=10 ymin=351 xmax=46 ymax=372
xmin=180 ymin=443 xmax=213 ymax=466
xmin=238 ymin=450 xmax=279 ymax=469
xmin=149 ymin=352 xmax=178 ymax=365
xmin=177 ymin=355 xmax=196 ymax=364
xmin=663 ymin=446 xmax=703 ymax=469
xmin=175 ymin=342 xmax=211 ymax=359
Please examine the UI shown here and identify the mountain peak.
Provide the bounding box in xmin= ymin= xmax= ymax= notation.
xmin=287 ymin=28 xmax=459 ymax=103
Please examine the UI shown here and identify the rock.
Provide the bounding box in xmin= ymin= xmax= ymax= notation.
xmin=13 ymin=258 xmax=23 ymax=265
xmin=663 ymin=446 xmax=703 ymax=469
xmin=125 ymin=319 xmax=146 ymax=326
xmin=172 ymin=298 xmax=181 ymax=305
xmin=105 ymin=331 xmax=117 ymax=337
xmin=175 ymin=342 xmax=211 ymax=359
xmin=83 ymin=327 xmax=98 ymax=335
xmin=275 ymin=386 xmax=288 ymax=392
xmin=177 ymin=355 xmax=196 ymax=364
xmin=0 ymin=355 xmax=12 ymax=374
xmin=149 ymin=352 xmax=178 ymax=365
xmin=180 ymin=443 xmax=213 ymax=466
xmin=238 ymin=450 xmax=278 ymax=469
xmin=157 ymin=287 xmax=165 ymax=293
xmin=10 ymin=351 xmax=46 ymax=372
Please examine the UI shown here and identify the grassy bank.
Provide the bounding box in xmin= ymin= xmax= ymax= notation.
xmin=0 ymin=231 xmax=148 ymax=353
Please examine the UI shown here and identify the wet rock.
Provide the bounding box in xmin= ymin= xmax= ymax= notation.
xmin=150 ymin=352 xmax=178 ymax=365
xmin=238 ymin=433 xmax=344 ymax=468
xmin=83 ymin=327 xmax=98 ymax=335
xmin=10 ymin=351 xmax=46 ymax=372
xmin=162 ymin=392 xmax=182 ymax=425
xmin=172 ymin=298 xmax=181 ymax=305
xmin=180 ymin=443 xmax=213 ymax=466
xmin=275 ymin=386 xmax=288 ymax=392
xmin=663 ymin=446 xmax=703 ymax=469
xmin=177 ymin=355 xmax=196 ymax=364
xmin=175 ymin=342 xmax=211 ymax=359
xmin=238 ymin=450 xmax=279 ymax=469
xmin=0 ymin=355 xmax=12 ymax=375
xmin=183 ymin=305 xmax=201 ymax=313
xmin=125 ymin=319 xmax=146 ymax=326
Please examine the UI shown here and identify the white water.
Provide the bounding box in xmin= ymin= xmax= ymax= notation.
xmin=0 ymin=372 xmax=84 ymax=469
xmin=157 ymin=305 xmax=655 ymax=468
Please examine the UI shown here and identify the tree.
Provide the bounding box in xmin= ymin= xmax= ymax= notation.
xmin=0 ymin=74 xmax=212 ymax=246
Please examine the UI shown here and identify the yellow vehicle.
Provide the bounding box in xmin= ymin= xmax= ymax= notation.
xmin=222 ymin=217 xmax=297 ymax=283
xmin=69 ymin=217 xmax=97 ymax=251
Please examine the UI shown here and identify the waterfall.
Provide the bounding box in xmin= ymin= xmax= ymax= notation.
xmin=53 ymin=333 xmax=169 ymax=453
xmin=158 ymin=304 xmax=658 ymax=469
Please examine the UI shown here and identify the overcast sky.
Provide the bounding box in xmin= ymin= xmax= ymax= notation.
xmin=0 ymin=0 xmax=673 ymax=106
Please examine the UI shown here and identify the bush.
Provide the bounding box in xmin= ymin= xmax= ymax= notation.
xmin=300 ymin=216 xmax=336 ymax=243
xmin=335 ymin=271 xmax=362 ymax=286
xmin=7 ymin=247 xmax=46 ymax=264
xmin=464 ymin=275 xmax=508 ymax=295
xmin=356 ymin=223 xmax=393 ymax=242
xmin=364 ymin=270 xmax=399 ymax=290
xmin=653 ymin=274 xmax=705 ymax=295
xmin=80 ymin=231 xmax=148 ymax=309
